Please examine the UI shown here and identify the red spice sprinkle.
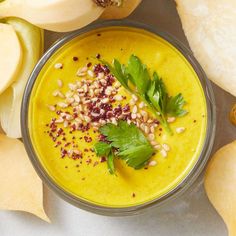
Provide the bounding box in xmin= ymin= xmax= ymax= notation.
xmin=73 ymin=56 xmax=78 ymax=61
xmin=64 ymin=142 xmax=71 ymax=147
xmin=97 ymin=33 xmax=101 ymax=36
xmin=87 ymin=62 xmax=92 ymax=67
xmin=61 ymin=148 xmax=67 ymax=158
xmin=122 ymin=104 xmax=130 ymax=112
xmin=132 ymin=193 xmax=136 ymax=198
xmin=86 ymin=159 xmax=92 ymax=164
xmin=84 ymin=136 xmax=92 ymax=143
xmin=100 ymin=157 xmax=107 ymax=163
xmin=96 ymin=53 xmax=101 ymax=59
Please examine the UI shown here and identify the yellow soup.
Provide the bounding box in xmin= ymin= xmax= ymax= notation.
xmin=29 ymin=27 xmax=207 ymax=207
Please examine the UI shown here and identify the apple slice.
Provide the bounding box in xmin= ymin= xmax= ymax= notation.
xmin=101 ymin=0 xmax=142 ymax=19
xmin=0 ymin=23 xmax=22 ymax=94
xmin=0 ymin=18 xmax=43 ymax=138
xmin=0 ymin=134 xmax=49 ymax=222
xmin=0 ymin=0 xmax=105 ymax=32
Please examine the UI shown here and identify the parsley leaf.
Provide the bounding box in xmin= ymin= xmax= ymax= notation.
xmin=166 ymin=93 xmax=188 ymax=117
xmin=147 ymin=72 xmax=167 ymax=114
xmin=94 ymin=142 xmax=112 ymax=157
xmin=118 ymin=145 xmax=153 ymax=169
xmin=95 ymin=121 xmax=154 ymax=174
xmin=94 ymin=141 xmax=115 ymax=175
xmin=101 ymin=55 xmax=187 ymax=134
xmin=107 ymin=152 xmax=115 ymax=175
xmin=126 ymin=55 xmax=151 ymax=95
xmin=100 ymin=59 xmax=131 ymax=92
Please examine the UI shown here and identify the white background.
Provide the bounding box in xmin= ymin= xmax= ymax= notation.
xmin=1 ymin=0 xmax=236 ymax=235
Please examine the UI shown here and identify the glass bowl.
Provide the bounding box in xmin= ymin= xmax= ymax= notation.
xmin=21 ymin=20 xmax=216 ymax=216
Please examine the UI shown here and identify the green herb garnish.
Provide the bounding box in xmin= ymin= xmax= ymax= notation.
xmin=94 ymin=121 xmax=154 ymax=174
xmin=101 ymin=55 xmax=187 ymax=134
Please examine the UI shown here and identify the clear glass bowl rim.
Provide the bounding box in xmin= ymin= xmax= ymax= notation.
xmin=21 ymin=20 xmax=216 ymax=216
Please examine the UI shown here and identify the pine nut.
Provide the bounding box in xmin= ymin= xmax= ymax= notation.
xmin=132 ymin=105 xmax=138 ymax=114
xmin=149 ymin=160 xmax=157 ymax=167
xmin=132 ymin=94 xmax=138 ymax=101
xmin=141 ymin=110 xmax=148 ymax=122
xmin=87 ymin=70 xmax=94 ymax=78
xmin=150 ymin=141 xmax=157 ymax=146
xmin=148 ymin=134 xmax=155 ymax=141
xmin=131 ymin=113 xmax=137 ymax=119
xmin=130 ymin=99 xmax=135 ymax=106
xmin=140 ymin=124 xmax=145 ymax=131
xmin=160 ymin=149 xmax=167 ymax=158
xmin=74 ymin=94 xmax=81 ymax=103
xmin=57 ymin=102 xmax=68 ymax=108
xmin=176 ymin=127 xmax=186 ymax=134
xmin=97 ymin=72 xmax=104 ymax=79
xmin=139 ymin=102 xmax=145 ymax=108
xmin=54 ymin=63 xmax=63 ymax=69
xmin=167 ymin=117 xmax=176 ymax=123
xmin=57 ymin=79 xmax=63 ymax=88
xmin=154 ymin=145 xmax=162 ymax=150
xmin=114 ymin=95 xmax=123 ymax=101
xmin=101 ymin=98 xmax=109 ymax=103
xmin=47 ymin=105 xmax=56 ymax=111
xmin=162 ymin=143 xmax=170 ymax=152
xmin=52 ymin=90 xmax=59 ymax=97
xmin=68 ymin=83 xmax=77 ymax=91
xmin=66 ymin=97 xmax=74 ymax=104
xmin=55 ymin=118 xmax=64 ymax=123
xmin=150 ymin=126 xmax=155 ymax=133
xmin=144 ymin=126 xmax=149 ymax=134
xmin=84 ymin=116 xmax=91 ymax=123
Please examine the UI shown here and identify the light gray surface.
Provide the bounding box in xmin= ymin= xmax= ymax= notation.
xmin=1 ymin=0 xmax=236 ymax=235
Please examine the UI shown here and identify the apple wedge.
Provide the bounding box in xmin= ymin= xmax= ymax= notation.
xmin=0 ymin=18 xmax=43 ymax=138
xmin=0 ymin=134 xmax=49 ymax=222
xmin=0 ymin=22 xmax=22 ymax=94
xmin=0 ymin=0 xmax=105 ymax=32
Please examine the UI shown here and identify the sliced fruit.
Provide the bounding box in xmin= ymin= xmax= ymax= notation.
xmin=205 ymin=141 xmax=236 ymax=236
xmin=0 ymin=22 xmax=22 ymax=94
xmin=176 ymin=0 xmax=236 ymax=97
xmin=101 ymin=0 xmax=142 ymax=19
xmin=0 ymin=18 xmax=43 ymax=138
xmin=0 ymin=0 xmax=105 ymax=32
xmin=0 ymin=134 xmax=49 ymax=222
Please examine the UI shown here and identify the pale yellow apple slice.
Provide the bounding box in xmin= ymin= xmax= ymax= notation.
xmin=205 ymin=141 xmax=236 ymax=236
xmin=101 ymin=0 xmax=142 ymax=19
xmin=0 ymin=23 xmax=22 ymax=94
xmin=0 ymin=134 xmax=49 ymax=222
xmin=176 ymin=0 xmax=236 ymax=97
xmin=0 ymin=18 xmax=43 ymax=138
xmin=0 ymin=0 xmax=105 ymax=32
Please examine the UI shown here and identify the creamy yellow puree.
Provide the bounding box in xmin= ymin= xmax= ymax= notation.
xmin=29 ymin=26 xmax=207 ymax=207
